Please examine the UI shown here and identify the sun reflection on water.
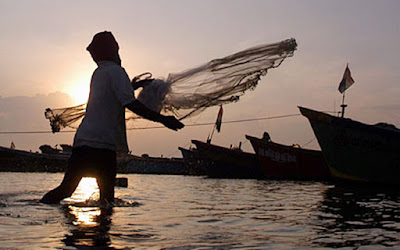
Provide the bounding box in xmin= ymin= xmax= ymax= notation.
xmin=61 ymin=177 xmax=102 ymax=228
xmin=68 ymin=205 xmax=102 ymax=227
xmin=65 ymin=177 xmax=100 ymax=203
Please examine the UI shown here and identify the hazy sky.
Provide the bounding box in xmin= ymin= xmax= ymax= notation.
xmin=1 ymin=0 xmax=399 ymax=157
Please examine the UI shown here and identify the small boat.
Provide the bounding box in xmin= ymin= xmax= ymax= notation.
xmin=190 ymin=140 xmax=263 ymax=179
xmin=116 ymin=153 xmax=187 ymax=175
xmin=0 ymin=145 xmax=187 ymax=175
xmin=0 ymin=145 xmax=68 ymax=172
xmin=246 ymin=133 xmax=330 ymax=180
xmin=178 ymin=146 xmax=207 ymax=175
xmin=299 ymin=106 xmax=400 ymax=185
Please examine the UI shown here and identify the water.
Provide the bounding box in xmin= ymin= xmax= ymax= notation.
xmin=0 ymin=173 xmax=399 ymax=249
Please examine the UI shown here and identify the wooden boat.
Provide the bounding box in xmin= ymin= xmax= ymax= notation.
xmin=118 ymin=153 xmax=187 ymax=175
xmin=178 ymin=146 xmax=207 ymax=175
xmin=0 ymin=145 xmax=68 ymax=172
xmin=246 ymin=134 xmax=330 ymax=180
xmin=299 ymin=106 xmax=400 ymax=184
xmin=190 ymin=140 xmax=263 ymax=179
xmin=0 ymin=145 xmax=187 ymax=175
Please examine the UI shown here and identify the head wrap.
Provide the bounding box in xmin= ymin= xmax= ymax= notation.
xmin=87 ymin=31 xmax=119 ymax=62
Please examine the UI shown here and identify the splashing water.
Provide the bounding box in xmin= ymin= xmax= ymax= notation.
xmin=63 ymin=177 xmax=100 ymax=204
xmin=1 ymin=173 xmax=399 ymax=249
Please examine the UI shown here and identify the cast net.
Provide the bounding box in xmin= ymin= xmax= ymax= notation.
xmin=45 ymin=38 xmax=297 ymax=132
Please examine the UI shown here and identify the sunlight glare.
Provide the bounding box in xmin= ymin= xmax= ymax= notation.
xmin=67 ymin=177 xmax=100 ymax=203
xmin=69 ymin=205 xmax=101 ymax=227
xmin=69 ymin=81 xmax=90 ymax=104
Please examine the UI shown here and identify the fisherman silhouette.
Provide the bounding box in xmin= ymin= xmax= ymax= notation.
xmin=40 ymin=31 xmax=184 ymax=204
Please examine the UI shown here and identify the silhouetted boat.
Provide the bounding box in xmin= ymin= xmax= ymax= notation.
xmin=0 ymin=145 xmax=187 ymax=175
xmin=0 ymin=145 xmax=68 ymax=172
xmin=178 ymin=146 xmax=207 ymax=175
xmin=246 ymin=134 xmax=330 ymax=180
xmin=190 ymin=140 xmax=262 ymax=179
xmin=299 ymin=106 xmax=400 ymax=185
xmin=118 ymin=153 xmax=187 ymax=175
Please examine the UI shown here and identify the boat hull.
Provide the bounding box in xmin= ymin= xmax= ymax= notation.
xmin=191 ymin=140 xmax=262 ymax=179
xmin=0 ymin=146 xmax=68 ymax=172
xmin=246 ymin=135 xmax=330 ymax=180
xmin=178 ymin=147 xmax=207 ymax=175
xmin=299 ymin=107 xmax=400 ymax=184
xmin=0 ymin=146 xmax=188 ymax=175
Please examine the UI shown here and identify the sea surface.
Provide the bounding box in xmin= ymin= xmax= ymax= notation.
xmin=0 ymin=172 xmax=399 ymax=249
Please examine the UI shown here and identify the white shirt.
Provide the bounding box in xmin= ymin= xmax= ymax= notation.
xmin=73 ymin=61 xmax=135 ymax=153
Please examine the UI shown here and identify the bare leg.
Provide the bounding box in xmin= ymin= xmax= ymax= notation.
xmin=96 ymin=151 xmax=117 ymax=204
xmin=40 ymin=148 xmax=85 ymax=204
xmin=40 ymin=146 xmax=117 ymax=204
xmin=40 ymin=168 xmax=83 ymax=204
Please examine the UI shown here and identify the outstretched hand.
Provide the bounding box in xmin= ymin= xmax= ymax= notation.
xmin=162 ymin=116 xmax=184 ymax=131
xmin=126 ymin=100 xmax=184 ymax=130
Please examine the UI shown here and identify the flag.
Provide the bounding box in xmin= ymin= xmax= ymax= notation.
xmin=338 ymin=65 xmax=355 ymax=93
xmin=215 ymin=105 xmax=223 ymax=132
xmin=10 ymin=141 xmax=15 ymax=149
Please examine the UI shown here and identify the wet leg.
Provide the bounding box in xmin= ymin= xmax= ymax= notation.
xmin=40 ymin=147 xmax=86 ymax=204
xmin=96 ymin=151 xmax=117 ymax=204
xmin=40 ymin=168 xmax=83 ymax=204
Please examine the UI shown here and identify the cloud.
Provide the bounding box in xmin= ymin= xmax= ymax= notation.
xmin=0 ymin=92 xmax=75 ymax=131
xmin=362 ymin=103 xmax=400 ymax=112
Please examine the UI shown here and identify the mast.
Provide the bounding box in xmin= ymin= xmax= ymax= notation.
xmin=207 ymin=105 xmax=223 ymax=143
xmin=340 ymin=91 xmax=347 ymax=118
xmin=338 ymin=63 xmax=354 ymax=118
xmin=207 ymin=126 xmax=216 ymax=144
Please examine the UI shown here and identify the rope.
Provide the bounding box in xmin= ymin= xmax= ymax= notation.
xmin=301 ymin=137 xmax=317 ymax=148
xmin=127 ymin=113 xmax=301 ymax=130
xmin=0 ymin=113 xmax=301 ymax=135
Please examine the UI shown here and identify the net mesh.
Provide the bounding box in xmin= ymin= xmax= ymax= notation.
xmin=45 ymin=38 xmax=297 ymax=132
xmin=44 ymin=104 xmax=87 ymax=132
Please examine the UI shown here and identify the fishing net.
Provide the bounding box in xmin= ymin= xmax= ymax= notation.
xmin=44 ymin=105 xmax=87 ymax=132
xmin=45 ymin=38 xmax=297 ymax=132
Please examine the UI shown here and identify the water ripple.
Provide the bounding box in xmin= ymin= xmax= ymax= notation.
xmin=0 ymin=173 xmax=399 ymax=249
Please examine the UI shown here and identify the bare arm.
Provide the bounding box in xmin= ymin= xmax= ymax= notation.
xmin=125 ymin=100 xmax=184 ymax=131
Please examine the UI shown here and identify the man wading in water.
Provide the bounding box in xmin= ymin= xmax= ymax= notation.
xmin=40 ymin=31 xmax=184 ymax=204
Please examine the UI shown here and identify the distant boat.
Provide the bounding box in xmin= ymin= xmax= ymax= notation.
xmin=246 ymin=133 xmax=330 ymax=180
xmin=0 ymin=145 xmax=68 ymax=172
xmin=299 ymin=106 xmax=400 ymax=185
xmin=178 ymin=146 xmax=207 ymax=175
xmin=0 ymin=145 xmax=188 ymax=175
xmin=118 ymin=153 xmax=187 ymax=175
xmin=190 ymin=140 xmax=263 ymax=179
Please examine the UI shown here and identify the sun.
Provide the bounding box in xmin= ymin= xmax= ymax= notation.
xmin=68 ymin=81 xmax=90 ymax=105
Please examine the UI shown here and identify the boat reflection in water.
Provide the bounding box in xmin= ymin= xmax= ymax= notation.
xmin=313 ymin=184 xmax=400 ymax=248
xmin=60 ymin=177 xmax=113 ymax=247
xmin=1 ymin=173 xmax=399 ymax=248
